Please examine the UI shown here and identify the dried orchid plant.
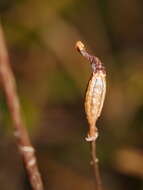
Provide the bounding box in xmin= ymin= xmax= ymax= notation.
xmin=0 ymin=24 xmax=44 ymax=190
xmin=76 ymin=41 xmax=106 ymax=190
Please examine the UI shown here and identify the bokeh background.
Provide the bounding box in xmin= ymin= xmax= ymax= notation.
xmin=0 ymin=0 xmax=143 ymax=189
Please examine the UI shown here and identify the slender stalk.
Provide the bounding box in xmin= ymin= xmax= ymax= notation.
xmin=76 ymin=41 xmax=106 ymax=190
xmin=91 ymin=141 xmax=102 ymax=190
xmin=0 ymin=24 xmax=44 ymax=190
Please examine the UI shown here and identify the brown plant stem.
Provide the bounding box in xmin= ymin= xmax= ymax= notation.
xmin=91 ymin=141 xmax=102 ymax=190
xmin=0 ymin=24 xmax=44 ymax=190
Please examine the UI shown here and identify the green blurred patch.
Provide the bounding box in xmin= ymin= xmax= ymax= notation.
xmin=3 ymin=23 xmax=40 ymax=48
xmin=20 ymin=95 xmax=41 ymax=133
xmin=0 ymin=0 xmax=28 ymax=13
xmin=0 ymin=93 xmax=41 ymax=134
xmin=47 ymin=69 xmax=80 ymax=104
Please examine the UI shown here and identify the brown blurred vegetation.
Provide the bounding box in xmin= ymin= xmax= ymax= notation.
xmin=0 ymin=0 xmax=143 ymax=189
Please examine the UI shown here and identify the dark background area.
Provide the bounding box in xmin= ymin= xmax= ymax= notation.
xmin=0 ymin=0 xmax=143 ymax=189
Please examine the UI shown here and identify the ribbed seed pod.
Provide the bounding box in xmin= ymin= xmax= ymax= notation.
xmin=85 ymin=71 xmax=106 ymax=141
xmin=76 ymin=41 xmax=106 ymax=141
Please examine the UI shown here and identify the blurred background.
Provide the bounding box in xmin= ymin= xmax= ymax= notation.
xmin=0 ymin=0 xmax=143 ymax=189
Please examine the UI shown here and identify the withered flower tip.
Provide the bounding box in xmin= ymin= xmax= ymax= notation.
xmin=75 ymin=41 xmax=85 ymax=52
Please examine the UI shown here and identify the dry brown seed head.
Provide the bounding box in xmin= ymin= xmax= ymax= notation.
xmin=76 ymin=41 xmax=106 ymax=142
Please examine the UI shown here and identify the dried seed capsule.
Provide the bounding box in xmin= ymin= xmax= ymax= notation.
xmin=85 ymin=71 xmax=106 ymax=141
xmin=76 ymin=41 xmax=106 ymax=141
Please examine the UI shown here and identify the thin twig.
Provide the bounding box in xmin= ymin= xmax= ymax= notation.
xmin=91 ymin=141 xmax=102 ymax=190
xmin=0 ymin=23 xmax=44 ymax=190
xmin=76 ymin=41 xmax=106 ymax=190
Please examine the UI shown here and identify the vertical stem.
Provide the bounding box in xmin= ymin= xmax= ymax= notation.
xmin=0 ymin=24 xmax=44 ymax=190
xmin=91 ymin=140 xmax=102 ymax=190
